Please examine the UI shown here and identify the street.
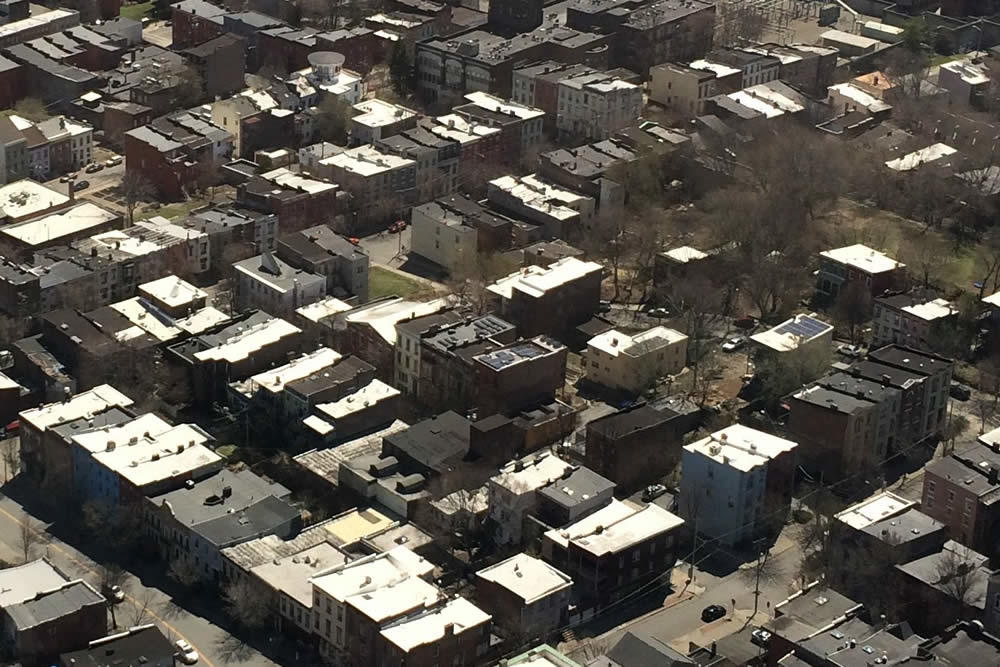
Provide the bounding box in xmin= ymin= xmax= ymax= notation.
xmin=359 ymin=227 xmax=410 ymax=266
xmin=0 ymin=479 xmax=280 ymax=667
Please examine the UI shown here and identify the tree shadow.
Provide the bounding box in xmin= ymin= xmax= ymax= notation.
xmin=215 ymin=632 xmax=256 ymax=663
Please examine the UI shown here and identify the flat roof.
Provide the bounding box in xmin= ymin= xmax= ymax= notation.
xmin=295 ymin=296 xmax=353 ymax=323
xmin=544 ymin=499 xmax=684 ymax=557
xmin=345 ymin=297 xmax=451 ymax=345
xmin=351 ymin=98 xmax=417 ymax=128
xmin=750 ymin=313 xmax=832 ymax=352
xmin=862 ymin=507 xmax=943 ymax=543
xmin=311 ymin=546 xmax=434 ymax=602
xmin=5 ymin=580 xmax=103 ymax=632
xmin=685 ymin=424 xmax=798 ymax=472
xmin=295 ymin=420 xmax=408 ymax=484
xmin=476 ymin=552 xmax=572 ymax=603
xmin=194 ymin=317 xmax=301 ymax=363
xmin=491 ymin=450 xmax=572 ymax=493
xmin=941 ymin=59 xmax=990 ymax=85
xmin=109 ymin=298 xmax=182 ymax=342
xmin=835 ymin=491 xmax=914 ymax=529
xmin=314 ymin=378 xmax=399 ymax=420
xmin=1 ymin=202 xmax=117 ymax=247
xmin=822 ymin=28 xmax=879 ymax=48
xmin=488 ymin=257 xmax=602 ymax=300
xmin=489 ymin=173 xmax=584 ymax=222
xmin=462 ymin=91 xmax=545 ymax=120
xmin=660 ymin=245 xmax=707 ymax=263
xmin=0 ymin=559 xmax=68 ymax=608
xmin=20 ymin=384 xmax=133 ymax=432
xmin=474 ymin=337 xmax=564 ymax=372
xmin=138 ymin=275 xmax=206 ymax=309
xmin=381 ymin=597 xmax=491 ymax=651
xmin=250 ymin=542 xmax=347 ymax=608
xmin=0 ymin=9 xmax=77 ymax=40
xmin=588 ymin=326 xmax=687 ymax=357
xmin=232 ymin=347 xmax=342 ymax=398
xmin=0 ymin=179 xmax=70 ymax=219
xmin=689 ymin=59 xmax=741 ymax=78
xmin=885 ymin=143 xmax=957 ymax=171
xmin=325 ymin=144 xmax=414 ymax=176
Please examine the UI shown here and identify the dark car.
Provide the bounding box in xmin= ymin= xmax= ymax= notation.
xmin=701 ymin=604 xmax=726 ymax=622
xmin=597 ymin=300 xmax=612 ymax=313
xmin=950 ymin=383 xmax=972 ymax=401
xmin=73 ymin=180 xmax=89 ymax=191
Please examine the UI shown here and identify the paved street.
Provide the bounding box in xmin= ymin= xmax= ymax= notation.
xmin=0 ymin=483 xmax=281 ymax=667
xmin=359 ymin=227 xmax=410 ymax=266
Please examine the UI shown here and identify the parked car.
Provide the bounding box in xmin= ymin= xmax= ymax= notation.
xmin=837 ymin=343 xmax=864 ymax=357
xmin=59 ymin=173 xmax=75 ymax=183
xmin=347 ymin=237 xmax=360 ymax=246
xmin=648 ymin=307 xmax=670 ymax=319
xmin=102 ymin=584 xmax=125 ymax=603
xmin=84 ymin=162 xmax=103 ymax=174
xmin=751 ymin=628 xmax=772 ymax=646
xmin=388 ymin=220 xmax=406 ymax=233
xmin=950 ymin=383 xmax=972 ymax=401
xmin=642 ymin=484 xmax=667 ymax=502
xmin=175 ymin=639 xmax=199 ymax=664
xmin=105 ymin=155 xmax=123 ymax=167
xmin=73 ymin=180 xmax=89 ymax=191
xmin=0 ymin=420 xmax=18 ymax=440
xmin=721 ymin=336 xmax=747 ymax=352
xmin=701 ymin=604 xmax=726 ymax=622
xmin=597 ymin=300 xmax=612 ymax=313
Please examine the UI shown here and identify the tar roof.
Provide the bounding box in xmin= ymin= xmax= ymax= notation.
xmin=194 ymin=494 xmax=300 ymax=547
xmin=862 ymin=507 xmax=943 ymax=544
xmin=148 ymin=468 xmax=289 ymax=526
xmin=383 ymin=411 xmax=471 ymax=471
xmin=896 ymin=540 xmax=989 ymax=610
xmin=770 ymin=586 xmax=861 ymax=639
xmin=538 ymin=465 xmax=614 ymax=508
xmin=5 ymin=580 xmax=104 ymax=631
xmin=586 ymin=405 xmax=676 ymax=437
xmin=792 ymin=385 xmax=875 ymax=414
xmin=867 ymin=345 xmax=952 ymax=376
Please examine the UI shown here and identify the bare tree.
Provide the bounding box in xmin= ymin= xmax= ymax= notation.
xmin=315 ymin=96 xmax=351 ymax=145
xmin=126 ymin=587 xmax=157 ymax=626
xmin=832 ymin=281 xmax=872 ymax=345
xmin=168 ymin=557 xmax=202 ymax=588
xmin=17 ymin=516 xmax=38 ymax=563
xmin=172 ymin=66 xmax=205 ymax=109
xmin=122 ymin=171 xmax=154 ymax=223
xmin=756 ymin=343 xmax=831 ymax=409
xmin=1 ymin=437 xmax=18 ymax=483
xmin=935 ymin=544 xmax=986 ymax=621
xmin=222 ymin=578 xmax=272 ymax=630
xmin=741 ymin=543 xmax=783 ymax=621
xmin=974 ymin=397 xmax=996 ymax=435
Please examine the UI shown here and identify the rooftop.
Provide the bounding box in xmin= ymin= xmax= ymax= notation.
xmin=1 ymin=202 xmax=117 ymax=247
xmin=508 ymin=645 xmax=585 ymax=667
xmin=751 ymin=313 xmax=833 ymax=352
xmin=588 ymin=326 xmax=687 ymax=358
xmin=660 ymin=246 xmax=708 ymax=264
xmin=538 ymin=465 xmax=615 ymax=509
xmin=294 ymin=420 xmax=409 ymax=485
xmin=474 ymin=337 xmax=564 ymax=372
xmin=59 ymin=625 xmax=175 ymax=667
xmin=351 ymin=98 xmax=417 ymax=129
xmin=461 ymin=91 xmax=545 ymax=121
xmin=491 ymin=450 xmax=573 ymax=494
xmin=792 ymin=385 xmax=876 ymax=415
xmin=941 ymin=59 xmax=990 ymax=86
xmin=862 ymin=507 xmax=944 ymax=544
xmin=296 ymin=296 xmax=353 ymax=323
xmin=380 ymin=597 xmax=491 ymax=652
xmin=885 ymin=143 xmax=958 ymax=171
xmin=476 ymin=552 xmax=572 ymax=603
xmin=835 ymin=491 xmax=914 ymax=529
xmin=148 ymin=468 xmax=290 ymax=528
xmin=193 ymin=316 xmax=301 ymax=364
xmin=770 ymin=585 xmax=862 ymax=640
xmin=234 ymin=252 xmax=325 ymax=293
xmin=250 ymin=541 xmax=347 ymax=607
xmin=868 ymin=345 xmax=952 ymax=376
xmin=345 ymin=296 xmax=452 ymax=345
xmin=0 ymin=179 xmax=70 ymax=220
xmin=383 ymin=411 xmax=471 ymax=472
xmin=138 ymin=275 xmax=207 ymax=310
xmin=325 ymin=143 xmax=414 ymax=176
xmin=5 ymin=579 xmax=104 ymax=631
xmin=685 ymin=424 xmax=798 ymax=472
xmin=0 ymin=559 xmax=68 ymax=608
xmin=544 ymin=498 xmax=684 ymax=557
xmin=311 ymin=546 xmax=434 ymax=602
xmin=20 ymin=384 xmax=133 ymax=432
xmin=489 ymin=174 xmax=586 ymax=222
xmin=313 ymin=378 xmax=399 ymax=420
xmin=232 ymin=347 xmax=343 ymax=398
xmin=488 ymin=257 xmax=603 ymax=300
xmin=896 ymin=540 xmax=989 ymax=610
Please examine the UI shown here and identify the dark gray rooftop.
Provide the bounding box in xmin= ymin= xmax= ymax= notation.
xmin=538 ymin=466 xmax=614 ymax=509
xmin=605 ymin=629 xmax=695 ymax=667
xmin=5 ymin=580 xmax=104 ymax=631
xmin=148 ymin=469 xmax=290 ymax=527
xmin=59 ymin=625 xmax=175 ymax=667
xmin=587 ymin=405 xmax=676 ymax=438
xmin=816 ymin=372 xmax=898 ymax=405
xmin=867 ymin=345 xmax=952 ymax=377
xmin=423 ymin=314 xmax=514 ymax=354
xmin=924 ymin=624 xmax=1000 ymax=664
xmin=194 ymin=494 xmax=300 ymax=547
xmin=382 ymin=411 xmax=471 ymax=472
xmin=793 ymin=386 xmax=874 ymax=415
xmin=861 ymin=507 xmax=944 ymax=544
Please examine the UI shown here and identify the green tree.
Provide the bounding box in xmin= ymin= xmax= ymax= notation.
xmin=901 ymin=19 xmax=931 ymax=53
xmin=389 ymin=43 xmax=414 ymax=97
xmin=9 ymin=98 xmax=50 ymax=122
xmin=316 ymin=96 xmax=351 ymax=145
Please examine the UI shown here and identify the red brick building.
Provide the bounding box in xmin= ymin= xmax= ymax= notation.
xmin=171 ymin=0 xmax=226 ymax=49
xmin=473 ymin=336 xmax=567 ymax=415
xmin=375 ymin=598 xmax=491 ymax=667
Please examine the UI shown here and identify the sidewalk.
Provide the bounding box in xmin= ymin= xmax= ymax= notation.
xmin=668 ymin=609 xmax=771 ymax=654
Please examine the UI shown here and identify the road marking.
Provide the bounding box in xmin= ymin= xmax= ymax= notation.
xmin=0 ymin=502 xmax=218 ymax=667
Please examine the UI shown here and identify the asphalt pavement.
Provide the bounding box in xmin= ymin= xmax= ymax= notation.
xmin=0 ymin=484 xmax=280 ymax=667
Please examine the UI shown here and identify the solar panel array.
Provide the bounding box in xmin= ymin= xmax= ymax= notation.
xmin=775 ymin=315 xmax=829 ymax=340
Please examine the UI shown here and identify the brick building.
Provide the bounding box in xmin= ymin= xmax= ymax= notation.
xmin=473 ymin=336 xmax=567 ymax=415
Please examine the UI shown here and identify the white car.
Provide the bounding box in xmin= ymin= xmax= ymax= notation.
xmin=175 ymin=639 xmax=199 ymax=664
xmin=105 ymin=156 xmax=123 ymax=167
xmin=103 ymin=584 xmax=125 ymax=603
xmin=721 ymin=336 xmax=747 ymax=352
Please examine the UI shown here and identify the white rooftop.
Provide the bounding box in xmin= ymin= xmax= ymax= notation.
xmin=686 ymin=424 xmax=798 ymax=472
xmin=0 ymin=9 xmax=75 ymax=40
xmin=750 ymin=313 xmax=833 ymax=353
xmin=311 ymin=546 xmax=434 ymax=603
xmin=900 ymin=297 xmax=957 ymax=321
xmin=261 ymin=167 xmax=337 ymax=194
xmin=689 ymin=59 xmax=741 ymax=78
xmin=380 ymin=597 xmax=491 ymax=652
xmin=822 ymin=29 xmax=880 ymax=49
xmin=0 ymin=559 xmax=68 ymax=608
xmin=941 ymin=60 xmax=990 ymax=86
xmin=828 ymin=83 xmax=892 ymax=113
xmin=314 ymin=379 xmax=399 ymax=420
xmin=75 ymin=413 xmax=221 ymax=489
xmin=820 ymin=244 xmax=903 ymax=274
xmin=885 ymin=143 xmax=957 ymax=171
xmin=351 ymin=98 xmax=416 ymax=128
xmin=86 ymin=230 xmax=160 ymax=257
xmin=325 ymin=144 xmax=414 ymax=177
xmin=232 ymin=347 xmax=342 ymax=398
xmin=296 ymin=296 xmax=353 ymax=323
xmin=862 ymin=20 xmax=904 ymax=36
xmin=488 ymin=257 xmax=603 ymax=300
xmin=174 ymin=307 xmax=230 ymax=336
xmin=0 ymin=179 xmax=69 ymax=219
xmin=588 ymin=326 xmax=687 ymax=357
xmin=250 ymin=542 xmax=347 ymax=608
xmin=20 ymin=385 xmax=133 ymax=432
xmin=490 ymin=173 xmax=585 ymax=222
xmin=430 ymin=114 xmax=501 ymax=143
xmin=544 ymin=499 xmax=684 ymax=557
xmin=0 ymin=372 xmax=18 ymax=392
xmin=661 ymin=246 xmax=707 ymax=264
xmin=194 ymin=318 xmax=301 ymax=363
xmin=476 ymin=553 xmax=572 ymax=604
xmin=728 ymin=84 xmax=804 ymax=118
xmin=463 ymin=91 xmax=545 ymax=120
xmin=345 ymin=297 xmax=451 ymax=345
xmin=110 ymin=298 xmax=182 ymax=342
xmin=491 ymin=450 xmax=572 ymax=494
xmin=138 ymin=276 xmax=207 ymax=310
xmin=345 ymin=573 xmax=440 ymax=622
xmin=983 ymin=291 xmax=1000 ymax=308
xmin=1 ymin=202 xmax=117 ymax=247
xmin=835 ymin=491 xmax=914 ymax=529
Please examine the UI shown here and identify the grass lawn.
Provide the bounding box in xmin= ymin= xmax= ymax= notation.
xmin=216 ymin=444 xmax=238 ymax=458
xmin=136 ymin=198 xmax=210 ymax=221
xmin=368 ymin=266 xmax=435 ymax=301
xmin=120 ymin=1 xmax=154 ymax=20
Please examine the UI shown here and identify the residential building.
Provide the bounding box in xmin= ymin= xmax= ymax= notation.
xmin=678 ymin=424 xmax=798 ymax=546
xmin=708 ymin=47 xmax=781 ymax=88
xmin=146 ymin=468 xmax=300 ymax=583
xmin=650 ymin=62 xmax=730 ymax=114
xmin=512 ymin=62 xmax=593 ymax=132
xmin=0 ymin=115 xmax=27 ymax=185
xmin=410 ymin=196 xmax=514 ymax=274
xmin=277 ymin=224 xmax=369 ymax=302
xmin=536 ymin=465 xmax=616 ymax=528
xmin=0 ymin=202 xmax=122 ymax=262
xmin=555 ymin=71 xmax=642 ymax=141
xmin=584 ymin=326 xmax=687 ymax=394
xmin=938 ymin=59 xmax=991 ymax=107
xmin=817 ymin=243 xmax=906 ymax=298
xmin=707 ymin=80 xmax=808 ymax=124
xmin=453 ymin=91 xmax=545 ymax=165
xmin=393 ymin=308 xmax=463 ymax=395
xmin=0 ymin=8 xmax=80 ymax=49
xmin=487 ymin=258 xmax=604 ymax=338
xmin=174 ymin=205 xmax=278 ymax=272
xmin=473 ymin=336 xmax=568 ymax=415
xmin=181 ymin=33 xmax=246 ymax=101
xmin=922 ymin=430 xmax=1000 ymax=558
xmin=286 ymin=51 xmax=362 ymax=108
xmin=170 ymin=0 xmax=225 ymax=49
xmin=506 ymin=645 xmax=587 ymax=667
xmin=750 ymin=313 xmax=833 ymax=356
xmin=59 ymin=625 xmax=176 ymax=667
xmin=0 ymin=179 xmax=72 ymax=224
xmin=566 ymin=0 xmax=716 ymax=76
xmin=364 ymin=12 xmax=441 ymax=57
xmin=303 ymin=377 xmax=402 ymax=446
xmin=381 ymin=411 xmax=473 ymax=480
xmin=872 ymin=292 xmax=957 ymax=351
xmin=488 ymin=0 xmax=542 ymax=32
xmin=233 ymin=251 xmax=326 ymax=317
xmin=236 ymin=167 xmax=342 ymax=234
xmin=376 ymin=126 xmax=461 ymax=202
xmin=349 ymin=98 xmax=418 ymax=146
xmin=541 ymin=498 xmax=684 ymax=608
xmin=18 ymin=384 xmax=133 ymax=493
xmin=338 ymin=447 xmax=433 ymax=519
xmin=321 ymin=144 xmax=417 ymax=233
xmin=487 ymin=173 xmax=595 ymax=239
xmin=256 ymin=25 xmax=379 ymax=77
xmin=7 ymin=114 xmax=93 ymax=179
xmin=787 ymin=372 xmax=900 ymax=483
xmin=476 ymin=553 xmax=572 ymax=638
xmin=228 ymin=346 xmax=343 ymax=418
xmin=896 ymin=540 xmax=990 ymax=634
xmin=294 ymin=421 xmax=409 ymax=494
xmin=866 ymin=344 xmax=952 ymax=444
xmin=376 ymin=597 xmax=491 ymax=667
xmin=488 ymin=449 xmax=574 ymax=545
xmin=585 ymin=402 xmax=699 ymax=492
xmin=209 ymin=91 xmax=292 ymax=160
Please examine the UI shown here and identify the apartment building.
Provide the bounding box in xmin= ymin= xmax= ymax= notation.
xmin=473 ymin=336 xmax=568 ymax=415
xmin=817 ymin=243 xmax=906 ymax=298
xmin=8 ymin=114 xmax=93 ymax=179
xmin=488 ymin=450 xmax=574 ymax=545
xmin=556 ymin=71 xmax=642 ymax=141
xmin=487 ymin=173 xmax=596 ymax=239
xmin=453 ymin=91 xmax=545 ymax=165
xmin=872 ymin=292 xmax=957 ymax=352
xmin=321 ymin=144 xmax=416 ymax=232
xmin=678 ymin=424 xmax=798 ymax=546
xmin=376 ymin=597 xmax=491 ymax=667
xmin=409 ymin=196 xmax=514 ymax=274
xmin=475 ymin=553 xmax=572 ymax=638
xmin=233 ymin=251 xmax=326 ymax=317
xmin=277 ymin=224 xmax=369 ymax=302
xmin=349 ymin=98 xmax=418 ymax=146
xmin=649 ymin=61 xmax=734 ymax=114
xmin=584 ymin=326 xmax=688 ymax=394
xmin=376 ymin=126 xmax=461 ymax=202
